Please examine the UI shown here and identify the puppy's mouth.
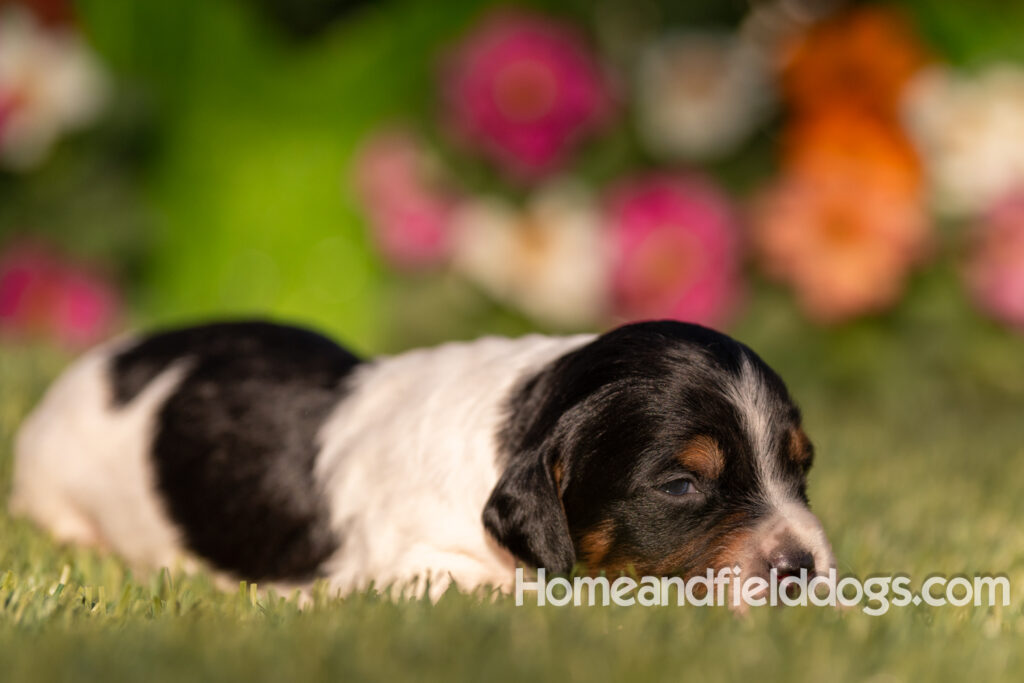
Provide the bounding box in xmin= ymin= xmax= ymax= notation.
xmin=576 ymin=503 xmax=834 ymax=599
xmin=704 ymin=502 xmax=835 ymax=608
xmin=753 ymin=502 xmax=835 ymax=578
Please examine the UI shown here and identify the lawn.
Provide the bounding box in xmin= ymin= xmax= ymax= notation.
xmin=5 ymin=0 xmax=1024 ymax=678
xmin=1 ymin=276 xmax=1023 ymax=682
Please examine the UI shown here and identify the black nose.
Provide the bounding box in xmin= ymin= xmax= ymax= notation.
xmin=768 ymin=547 xmax=816 ymax=577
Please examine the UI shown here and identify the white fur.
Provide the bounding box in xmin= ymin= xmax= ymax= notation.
xmin=10 ymin=330 xmax=833 ymax=597
xmin=10 ymin=341 xmax=185 ymax=568
xmin=725 ymin=357 xmax=835 ymax=574
xmin=10 ymin=332 xmax=592 ymax=598
xmin=314 ymin=334 xmax=593 ymax=599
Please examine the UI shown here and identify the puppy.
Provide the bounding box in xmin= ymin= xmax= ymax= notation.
xmin=9 ymin=320 xmax=833 ymax=599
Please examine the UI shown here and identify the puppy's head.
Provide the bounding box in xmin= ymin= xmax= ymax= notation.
xmin=484 ymin=321 xmax=833 ymax=583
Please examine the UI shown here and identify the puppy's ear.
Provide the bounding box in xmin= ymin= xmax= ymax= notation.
xmin=482 ymin=448 xmax=575 ymax=574
xmin=484 ymin=348 xmax=593 ymax=574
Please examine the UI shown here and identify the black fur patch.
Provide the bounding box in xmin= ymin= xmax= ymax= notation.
xmin=486 ymin=320 xmax=809 ymax=575
xmin=110 ymin=321 xmax=360 ymax=581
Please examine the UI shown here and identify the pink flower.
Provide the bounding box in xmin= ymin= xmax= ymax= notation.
xmin=353 ymin=129 xmax=459 ymax=269
xmin=607 ymin=174 xmax=742 ymax=327
xmin=0 ymin=241 xmax=120 ymax=348
xmin=441 ymin=10 xmax=612 ymax=180
xmin=966 ymin=190 xmax=1024 ymax=328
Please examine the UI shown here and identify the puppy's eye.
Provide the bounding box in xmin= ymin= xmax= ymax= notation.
xmin=658 ymin=478 xmax=698 ymax=496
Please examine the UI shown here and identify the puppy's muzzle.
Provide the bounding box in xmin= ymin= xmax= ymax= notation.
xmin=740 ymin=501 xmax=835 ymax=582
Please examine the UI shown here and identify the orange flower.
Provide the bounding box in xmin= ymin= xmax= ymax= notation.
xmin=782 ymin=109 xmax=923 ymax=199
xmin=751 ymin=173 xmax=930 ymax=322
xmin=761 ymin=6 xmax=932 ymax=322
xmin=780 ymin=6 xmax=928 ymax=119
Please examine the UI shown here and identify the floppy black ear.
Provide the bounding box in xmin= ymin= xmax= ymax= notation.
xmin=482 ymin=448 xmax=575 ymax=574
xmin=484 ymin=343 xmax=600 ymax=574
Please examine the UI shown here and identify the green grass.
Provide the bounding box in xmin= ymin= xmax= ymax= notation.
xmin=6 ymin=0 xmax=1024 ymax=678
xmin=2 ymin=283 xmax=1024 ymax=682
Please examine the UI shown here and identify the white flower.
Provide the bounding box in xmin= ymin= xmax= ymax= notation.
xmin=635 ymin=31 xmax=774 ymax=161
xmin=0 ymin=7 xmax=109 ymax=170
xmin=450 ymin=182 xmax=609 ymax=328
xmin=904 ymin=64 xmax=1024 ymax=216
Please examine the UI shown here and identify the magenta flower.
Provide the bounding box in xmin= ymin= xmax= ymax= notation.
xmin=607 ymin=174 xmax=742 ymax=327
xmin=440 ymin=10 xmax=612 ymax=180
xmin=966 ymin=190 xmax=1024 ymax=329
xmin=0 ymin=241 xmax=120 ymax=348
xmin=353 ymin=129 xmax=459 ymax=269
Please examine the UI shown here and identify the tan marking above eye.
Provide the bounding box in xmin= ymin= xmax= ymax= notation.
xmin=676 ymin=434 xmax=725 ymax=480
xmin=788 ymin=427 xmax=813 ymax=466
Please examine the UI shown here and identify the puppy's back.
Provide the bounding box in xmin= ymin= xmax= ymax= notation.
xmin=9 ymin=321 xmax=361 ymax=579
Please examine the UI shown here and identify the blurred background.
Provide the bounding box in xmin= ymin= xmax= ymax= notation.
xmin=5 ymin=3 xmax=1024 ymax=673
xmin=2 ymin=0 xmax=1024 ymax=369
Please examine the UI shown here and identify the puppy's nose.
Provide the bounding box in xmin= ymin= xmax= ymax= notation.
xmin=768 ymin=547 xmax=815 ymax=578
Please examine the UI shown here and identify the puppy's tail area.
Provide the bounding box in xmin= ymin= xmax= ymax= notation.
xmin=6 ymin=349 xmax=114 ymax=547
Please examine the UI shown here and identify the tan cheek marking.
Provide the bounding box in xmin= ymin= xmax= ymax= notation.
xmin=580 ymin=519 xmax=616 ymax=569
xmin=686 ymin=527 xmax=759 ymax=602
xmin=648 ymin=540 xmax=701 ymax=577
xmin=789 ymin=427 xmax=813 ymax=466
xmin=584 ymin=520 xmax=754 ymax=579
xmin=702 ymin=527 xmax=758 ymax=572
xmin=676 ymin=435 xmax=725 ymax=480
xmin=649 ymin=512 xmax=754 ymax=577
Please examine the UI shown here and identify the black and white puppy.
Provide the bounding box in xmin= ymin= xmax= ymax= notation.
xmin=10 ymin=320 xmax=833 ymax=598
